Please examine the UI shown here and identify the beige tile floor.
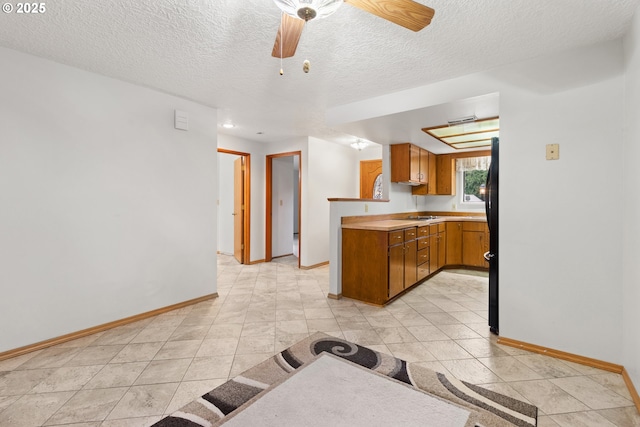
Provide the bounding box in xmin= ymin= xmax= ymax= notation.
xmin=1 ymin=254 xmax=639 ymax=427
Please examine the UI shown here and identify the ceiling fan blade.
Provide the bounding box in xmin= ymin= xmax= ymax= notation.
xmin=345 ymin=0 xmax=435 ymax=32
xmin=271 ymin=13 xmax=306 ymax=58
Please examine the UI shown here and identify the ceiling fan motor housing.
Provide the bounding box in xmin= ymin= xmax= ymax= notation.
xmin=298 ymin=7 xmax=317 ymax=21
xmin=273 ymin=0 xmax=344 ymax=21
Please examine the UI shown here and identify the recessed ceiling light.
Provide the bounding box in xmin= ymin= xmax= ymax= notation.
xmin=256 ymin=131 xmax=264 ymax=135
xmin=222 ymin=122 xmax=235 ymax=129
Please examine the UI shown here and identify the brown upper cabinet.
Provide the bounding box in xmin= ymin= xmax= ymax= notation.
xmin=436 ymin=154 xmax=456 ymax=196
xmin=390 ymin=143 xmax=449 ymax=195
xmin=391 ymin=145 xmax=491 ymax=197
xmin=412 ymin=150 xmax=437 ymax=195
xmin=390 ymin=143 xmax=429 ymax=185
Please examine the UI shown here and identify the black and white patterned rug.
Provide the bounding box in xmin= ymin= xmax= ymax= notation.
xmin=153 ymin=332 xmax=537 ymax=427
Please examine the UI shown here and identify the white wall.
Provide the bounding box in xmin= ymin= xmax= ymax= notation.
xmin=329 ymin=40 xmax=626 ymax=363
xmin=355 ymin=144 xmax=383 ymax=162
xmin=306 ymin=137 xmax=361 ymax=266
xmin=217 ymin=134 xmax=266 ymax=263
xmin=217 ymin=153 xmax=240 ymax=255
xmin=622 ymin=9 xmax=640 ymax=388
xmin=0 ymin=48 xmax=218 ymax=352
xmin=272 ymin=157 xmax=295 ymax=257
xmin=499 ymin=57 xmax=623 ymax=362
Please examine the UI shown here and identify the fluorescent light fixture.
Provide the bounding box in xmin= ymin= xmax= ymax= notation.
xmin=222 ymin=122 xmax=235 ymax=129
xmin=422 ymin=117 xmax=499 ymax=150
xmin=447 ymin=115 xmax=477 ymax=126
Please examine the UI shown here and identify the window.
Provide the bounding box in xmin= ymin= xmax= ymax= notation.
xmin=457 ymin=157 xmax=490 ymax=204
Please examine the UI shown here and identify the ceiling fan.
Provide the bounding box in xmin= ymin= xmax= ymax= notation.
xmin=272 ymin=0 xmax=435 ymax=59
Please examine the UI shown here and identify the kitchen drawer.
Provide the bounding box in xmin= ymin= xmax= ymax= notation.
xmin=429 ymin=224 xmax=438 ymax=235
xmin=417 ymin=226 xmax=429 ymax=237
xmin=417 ymin=247 xmax=429 ymax=265
xmin=462 ymin=222 xmax=488 ymax=232
xmin=417 ymin=264 xmax=430 ymax=281
xmin=404 ymin=227 xmax=417 ymax=241
xmin=417 ymin=237 xmax=429 ymax=250
xmin=388 ymin=230 xmax=404 ymax=245
xmin=438 ymin=222 xmax=446 ymax=232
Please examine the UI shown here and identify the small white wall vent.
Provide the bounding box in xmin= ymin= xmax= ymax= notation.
xmin=174 ymin=110 xmax=189 ymax=131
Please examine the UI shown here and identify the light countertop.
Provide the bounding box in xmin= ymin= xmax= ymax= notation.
xmin=342 ymin=216 xmax=486 ymax=231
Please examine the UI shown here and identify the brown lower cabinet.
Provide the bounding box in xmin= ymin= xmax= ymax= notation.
xmin=429 ymin=223 xmax=446 ymax=272
xmin=462 ymin=222 xmax=490 ymax=267
xmin=446 ymin=222 xmax=463 ymax=264
xmin=343 ymin=227 xmax=418 ymax=305
xmin=342 ymin=220 xmax=488 ymax=305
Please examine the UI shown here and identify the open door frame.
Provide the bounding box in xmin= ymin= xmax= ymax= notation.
xmin=218 ymin=148 xmax=251 ymax=264
xmin=266 ymin=151 xmax=302 ymax=268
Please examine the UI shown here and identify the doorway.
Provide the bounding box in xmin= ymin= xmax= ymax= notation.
xmin=266 ymin=151 xmax=301 ymax=268
xmin=218 ymin=149 xmax=251 ymax=264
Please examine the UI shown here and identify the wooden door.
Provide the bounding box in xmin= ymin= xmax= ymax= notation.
xmin=233 ymin=157 xmax=244 ymax=263
xmin=360 ymin=159 xmax=382 ymax=199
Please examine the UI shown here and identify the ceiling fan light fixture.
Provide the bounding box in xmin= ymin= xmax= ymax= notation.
xmin=273 ymin=0 xmax=343 ymax=21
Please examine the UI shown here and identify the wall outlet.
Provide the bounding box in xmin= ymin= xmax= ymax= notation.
xmin=365 ymin=204 xmax=369 ymax=213
xmin=452 ymin=203 xmax=457 ymax=211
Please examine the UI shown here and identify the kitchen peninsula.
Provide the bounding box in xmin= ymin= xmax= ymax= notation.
xmin=341 ymin=213 xmax=488 ymax=305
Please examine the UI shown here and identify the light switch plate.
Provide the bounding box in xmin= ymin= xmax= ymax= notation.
xmin=174 ymin=110 xmax=189 ymax=131
xmin=546 ymin=144 xmax=559 ymax=160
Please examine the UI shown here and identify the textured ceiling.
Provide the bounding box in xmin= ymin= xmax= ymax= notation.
xmin=1 ymin=0 xmax=638 ymax=147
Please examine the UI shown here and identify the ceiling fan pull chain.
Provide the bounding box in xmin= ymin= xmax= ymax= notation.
xmin=279 ymin=13 xmax=284 ymax=75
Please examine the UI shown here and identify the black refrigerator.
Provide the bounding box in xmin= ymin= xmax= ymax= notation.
xmin=485 ymin=137 xmax=499 ymax=335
